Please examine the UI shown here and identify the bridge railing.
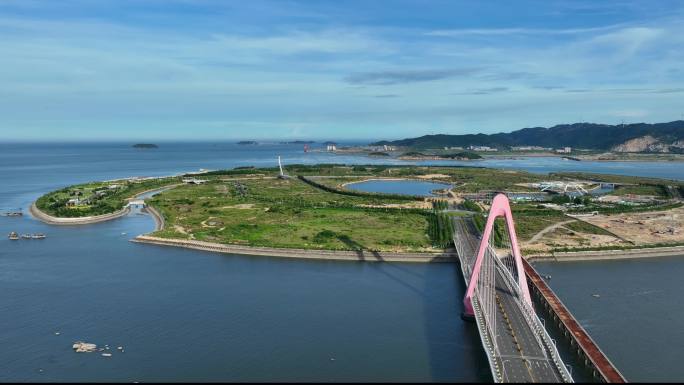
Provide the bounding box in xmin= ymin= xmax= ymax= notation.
xmin=490 ymin=246 xmax=573 ymax=383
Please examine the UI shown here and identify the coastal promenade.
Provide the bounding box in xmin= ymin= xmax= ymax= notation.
xmin=526 ymin=245 xmax=684 ymax=262
xmin=132 ymin=235 xmax=458 ymax=263
xmin=30 ymin=202 xmax=131 ymax=225
xmin=30 ymin=184 xmax=179 ymax=226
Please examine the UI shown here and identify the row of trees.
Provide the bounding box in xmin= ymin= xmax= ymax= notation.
xmin=427 ymin=211 xmax=454 ymax=249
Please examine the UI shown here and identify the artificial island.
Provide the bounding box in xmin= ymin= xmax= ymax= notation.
xmin=31 ymin=163 xmax=684 ymax=261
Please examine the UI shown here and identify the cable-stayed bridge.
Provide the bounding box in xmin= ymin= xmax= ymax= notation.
xmin=454 ymin=194 xmax=573 ymax=383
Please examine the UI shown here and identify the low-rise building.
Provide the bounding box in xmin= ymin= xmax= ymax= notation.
xmin=511 ymin=146 xmax=550 ymax=151
xmin=182 ymin=178 xmax=208 ymax=185
xmin=467 ymin=145 xmax=498 ymax=152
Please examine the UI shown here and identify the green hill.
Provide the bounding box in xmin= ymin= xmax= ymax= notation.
xmin=371 ymin=120 xmax=684 ymax=151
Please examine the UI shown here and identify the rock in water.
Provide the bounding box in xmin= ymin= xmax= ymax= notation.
xmin=72 ymin=341 xmax=98 ymax=353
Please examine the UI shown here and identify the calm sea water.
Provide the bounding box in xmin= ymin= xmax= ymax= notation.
xmin=532 ymin=257 xmax=684 ymax=383
xmin=1 ymin=142 xmax=683 ymax=381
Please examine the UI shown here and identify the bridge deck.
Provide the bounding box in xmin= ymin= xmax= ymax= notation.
xmin=454 ymin=217 xmax=569 ymax=383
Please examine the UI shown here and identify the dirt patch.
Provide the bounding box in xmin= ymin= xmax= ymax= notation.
xmin=201 ymin=217 xmax=224 ymax=227
xmin=222 ymin=204 xmax=256 ymax=209
xmin=582 ymin=207 xmax=684 ymax=245
xmin=525 ymin=226 xmax=623 ymax=251
xmin=416 ymin=174 xmax=450 ymax=180
xmin=173 ymin=225 xmax=194 ymax=239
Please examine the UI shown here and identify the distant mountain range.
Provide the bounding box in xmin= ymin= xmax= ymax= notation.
xmin=371 ymin=120 xmax=684 ymax=152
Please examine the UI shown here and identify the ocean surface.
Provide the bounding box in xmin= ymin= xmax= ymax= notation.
xmin=1 ymin=141 xmax=683 ymax=381
xmin=533 ymin=258 xmax=684 ymax=382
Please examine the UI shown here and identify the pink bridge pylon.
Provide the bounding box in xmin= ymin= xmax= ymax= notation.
xmin=463 ymin=193 xmax=532 ymax=317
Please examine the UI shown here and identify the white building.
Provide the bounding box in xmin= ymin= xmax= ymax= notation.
xmin=182 ymin=178 xmax=208 ymax=185
xmin=326 ymin=144 xmax=337 ymax=151
xmin=555 ymin=147 xmax=572 ymax=153
xmin=511 ymin=146 xmax=549 ymax=151
xmin=467 ymin=145 xmax=498 ymax=152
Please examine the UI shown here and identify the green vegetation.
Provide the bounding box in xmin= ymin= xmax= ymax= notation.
xmin=564 ymin=220 xmax=615 ymax=236
xmin=612 ymin=184 xmax=669 ymax=197
xmin=511 ymin=208 xmax=569 ymax=241
xmin=37 ymin=163 xmax=683 ymax=254
xmin=460 ymin=199 xmax=482 ymax=212
xmin=149 ymin=177 xmax=442 ymax=252
xmin=432 ymin=200 xmax=449 ymax=210
xmin=440 ymin=152 xmax=482 ymax=160
xmin=401 ymin=151 xmax=427 ymax=157
xmin=371 ymin=120 xmax=684 ymax=150
xmin=427 ymin=211 xmax=454 ymax=248
xmin=400 ymin=151 xmax=482 ymax=159
xmin=36 ymin=177 xmax=178 ymax=217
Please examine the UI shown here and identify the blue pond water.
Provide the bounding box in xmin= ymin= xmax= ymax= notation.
xmin=345 ymin=179 xmax=452 ymax=197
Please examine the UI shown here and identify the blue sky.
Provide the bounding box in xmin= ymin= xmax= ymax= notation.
xmin=1 ymin=0 xmax=683 ymax=141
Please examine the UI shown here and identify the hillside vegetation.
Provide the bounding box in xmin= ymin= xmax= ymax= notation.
xmin=372 ymin=120 xmax=684 ymax=150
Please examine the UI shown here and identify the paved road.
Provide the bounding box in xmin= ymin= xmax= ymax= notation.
xmin=454 ymin=217 xmax=566 ymax=383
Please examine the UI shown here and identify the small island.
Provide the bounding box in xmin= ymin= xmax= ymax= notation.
xmin=132 ymin=143 xmax=159 ymax=149
xmin=398 ymin=151 xmax=482 ymax=160
xmin=368 ymin=151 xmax=391 ymax=157
xmin=237 ymin=141 xmax=258 ymax=145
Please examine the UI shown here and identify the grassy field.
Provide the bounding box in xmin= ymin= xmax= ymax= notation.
xmin=288 ymin=166 xmax=542 ymax=194
xmin=564 ymin=220 xmax=615 ymax=236
xmin=149 ymin=177 xmax=439 ymax=252
xmin=612 ymin=184 xmax=669 ymax=197
xmin=471 ymin=206 xmax=570 ymax=245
